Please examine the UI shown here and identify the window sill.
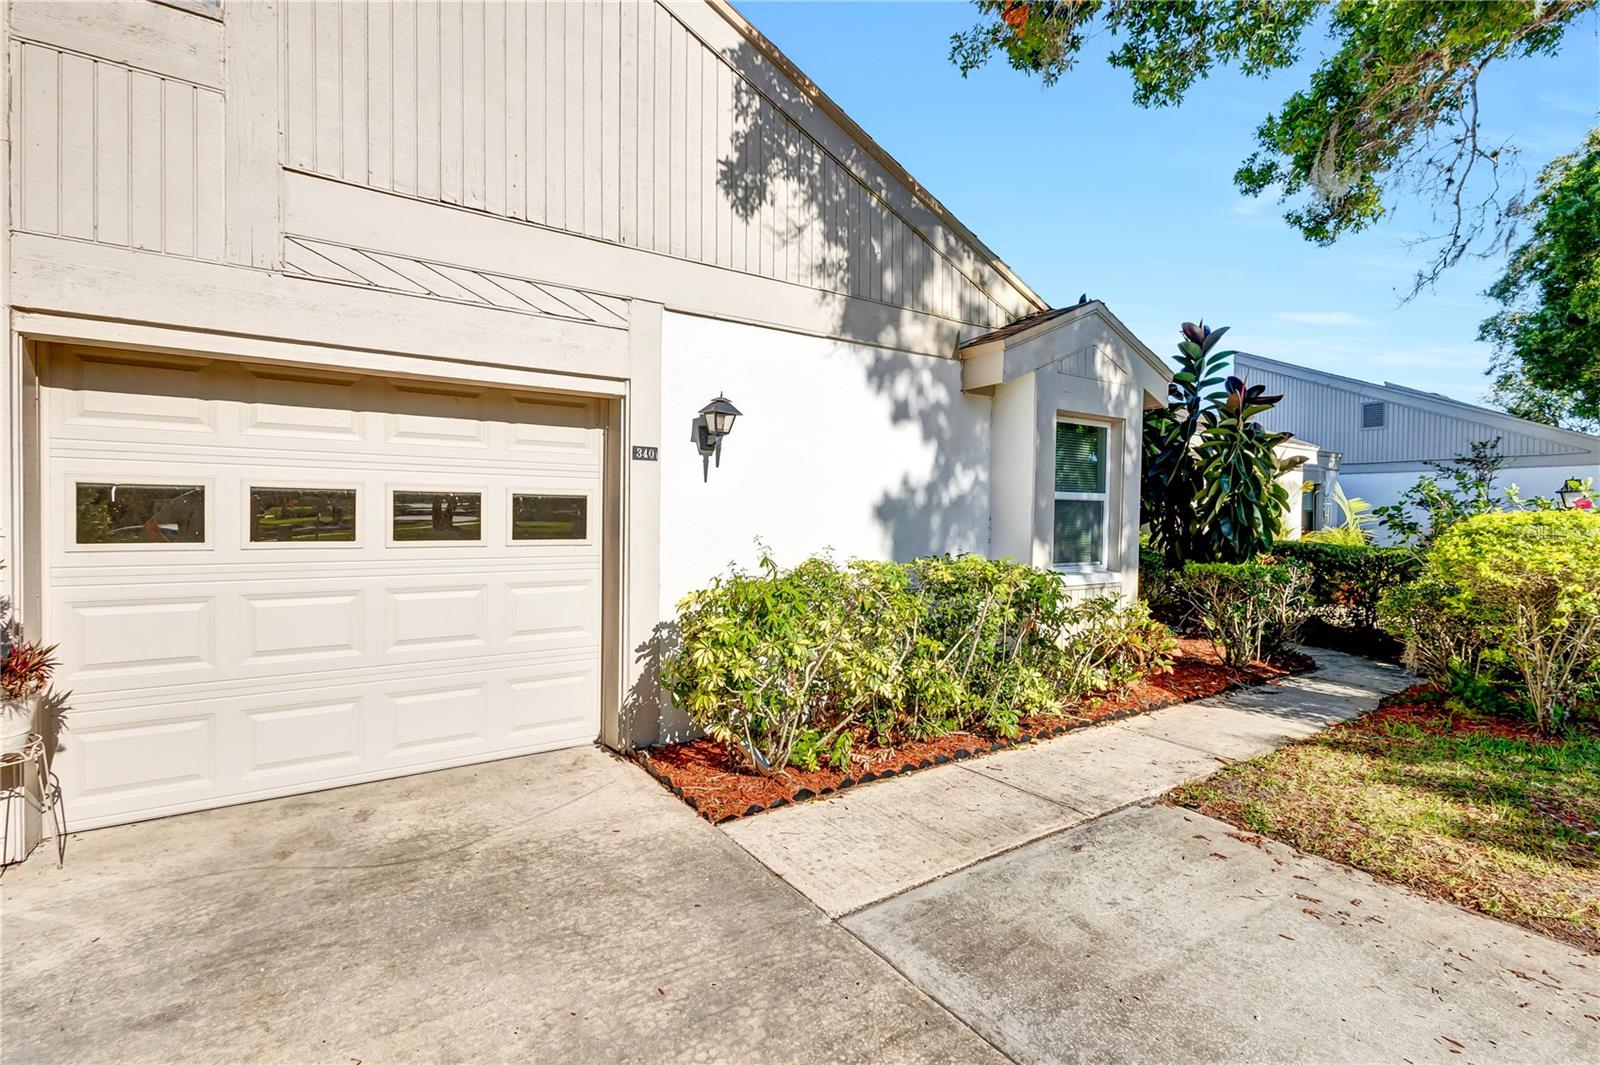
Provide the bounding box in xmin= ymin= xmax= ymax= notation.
xmin=1051 ymin=568 xmax=1123 ymax=589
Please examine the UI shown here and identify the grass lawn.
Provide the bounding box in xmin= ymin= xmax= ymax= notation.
xmin=1170 ymin=688 xmax=1600 ymax=952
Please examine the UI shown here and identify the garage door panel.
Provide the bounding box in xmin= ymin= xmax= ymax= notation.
xmin=506 ymin=576 xmax=600 ymax=648
xmin=382 ymin=683 xmax=491 ymax=761
xmin=70 ymin=716 xmax=216 ymax=803
xmin=242 ymin=367 xmax=366 ymax=440
xmin=62 ymin=595 xmax=218 ymax=679
xmin=241 ymin=698 xmax=366 ymax=781
xmin=241 ymin=591 xmax=365 ymax=664
xmin=61 ymin=350 xmax=216 ymax=434
xmin=385 ymin=585 xmax=491 ymax=653
xmin=43 ymin=351 xmax=607 ymax=829
xmin=509 ymin=669 xmax=599 ymax=743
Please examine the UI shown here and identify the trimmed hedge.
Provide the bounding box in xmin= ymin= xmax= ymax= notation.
xmin=1270 ymin=540 xmax=1421 ymax=631
xmin=1174 ymin=558 xmax=1311 ymax=667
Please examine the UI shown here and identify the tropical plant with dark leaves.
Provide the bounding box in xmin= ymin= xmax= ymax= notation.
xmin=1143 ymin=322 xmax=1304 ymax=565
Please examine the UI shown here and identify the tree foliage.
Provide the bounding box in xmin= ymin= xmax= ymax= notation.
xmin=1480 ymin=128 xmax=1600 ymax=430
xmin=1372 ymin=437 xmax=1510 ymax=545
xmin=1143 ymin=322 xmax=1304 ymax=565
xmin=951 ymin=1 xmax=1597 ymax=290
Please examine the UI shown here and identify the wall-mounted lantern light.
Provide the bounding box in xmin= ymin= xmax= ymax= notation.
xmin=696 ymin=394 xmax=741 ymax=481
xmin=1557 ymin=477 xmax=1593 ymax=509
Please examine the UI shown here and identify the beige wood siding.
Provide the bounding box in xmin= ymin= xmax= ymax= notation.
xmin=12 ymin=41 xmax=225 ymax=262
xmin=281 ymin=0 xmax=1013 ymax=328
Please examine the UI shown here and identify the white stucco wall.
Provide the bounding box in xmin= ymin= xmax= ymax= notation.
xmin=1340 ymin=464 xmax=1600 ymax=515
xmin=658 ymin=312 xmax=992 ymax=617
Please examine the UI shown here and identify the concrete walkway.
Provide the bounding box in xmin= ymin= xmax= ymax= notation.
xmin=723 ymin=648 xmax=1411 ymax=916
xmin=724 ymin=648 xmax=1600 ymax=1064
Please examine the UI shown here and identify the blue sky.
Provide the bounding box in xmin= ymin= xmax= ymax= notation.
xmin=734 ymin=2 xmax=1600 ymax=404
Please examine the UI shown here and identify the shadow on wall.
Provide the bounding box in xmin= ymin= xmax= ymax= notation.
xmin=717 ymin=40 xmax=994 ymax=562
xmin=716 ymin=41 xmax=1006 ymax=342
xmin=861 ymin=349 xmax=990 ymax=560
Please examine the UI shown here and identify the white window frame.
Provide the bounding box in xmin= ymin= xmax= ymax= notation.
xmin=1052 ymin=416 xmax=1112 ymax=573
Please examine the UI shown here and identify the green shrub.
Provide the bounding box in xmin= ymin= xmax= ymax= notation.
xmin=1059 ymin=596 xmax=1178 ymax=696
xmin=1377 ymin=576 xmax=1490 ymax=682
xmin=899 ymin=554 xmax=1074 ymax=739
xmin=1410 ymin=510 xmax=1600 ymax=733
xmin=1137 ymin=543 xmax=1185 ymax=625
xmin=1271 ymin=540 xmax=1421 ymax=630
xmin=663 ymin=552 xmax=1177 ymax=773
xmin=1175 ymin=559 xmax=1311 ymax=667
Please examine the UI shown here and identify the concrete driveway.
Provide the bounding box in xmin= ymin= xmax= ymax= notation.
xmin=0 ymin=747 xmax=999 ymax=1065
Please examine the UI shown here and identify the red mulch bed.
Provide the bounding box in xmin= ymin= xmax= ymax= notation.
xmin=1370 ymin=683 xmax=1593 ymax=744
xmin=638 ymin=638 xmax=1315 ymax=823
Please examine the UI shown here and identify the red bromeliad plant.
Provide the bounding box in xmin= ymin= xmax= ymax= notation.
xmin=1 ymin=636 xmax=57 ymax=703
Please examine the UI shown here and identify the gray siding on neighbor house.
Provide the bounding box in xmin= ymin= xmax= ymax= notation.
xmin=1235 ymin=354 xmax=1600 ymax=469
xmin=278 ymin=0 xmax=1027 ymax=330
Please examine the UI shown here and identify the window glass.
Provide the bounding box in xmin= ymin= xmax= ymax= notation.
xmin=1053 ymin=420 xmax=1109 ymax=566
xmin=392 ymin=491 xmax=482 ymax=541
xmin=512 ymin=495 xmax=588 ymax=540
xmin=1054 ymin=422 xmax=1106 ymax=493
xmin=250 ymin=488 xmax=357 ymax=542
xmin=1053 ymin=499 xmax=1103 ymax=567
xmin=76 ymin=483 xmax=205 ymax=544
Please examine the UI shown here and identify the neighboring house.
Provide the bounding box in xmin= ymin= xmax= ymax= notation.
xmin=1237 ymin=354 xmax=1600 ymax=524
xmin=0 ymin=0 xmax=1168 ymax=835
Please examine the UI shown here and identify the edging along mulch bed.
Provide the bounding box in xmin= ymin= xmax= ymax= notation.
xmin=638 ymin=638 xmax=1317 ymax=824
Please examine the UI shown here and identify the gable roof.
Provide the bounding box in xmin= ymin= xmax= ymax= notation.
xmin=957 ymin=300 xmax=1173 ymax=403
xmin=959 ymin=300 xmax=1173 ymax=384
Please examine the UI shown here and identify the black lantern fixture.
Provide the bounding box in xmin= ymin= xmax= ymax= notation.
xmin=1556 ymin=477 xmax=1588 ymax=509
xmin=696 ymin=394 xmax=741 ymax=481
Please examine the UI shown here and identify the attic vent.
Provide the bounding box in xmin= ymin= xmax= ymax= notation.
xmin=1361 ymin=400 xmax=1387 ymax=429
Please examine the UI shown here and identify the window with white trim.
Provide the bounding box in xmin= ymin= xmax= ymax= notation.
xmin=1053 ymin=420 xmax=1108 ymax=567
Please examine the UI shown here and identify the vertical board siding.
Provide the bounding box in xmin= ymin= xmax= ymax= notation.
xmin=14 ymin=42 xmax=224 ymax=262
xmin=1242 ymin=361 xmax=1592 ymax=465
xmin=280 ymin=0 xmax=1010 ymax=328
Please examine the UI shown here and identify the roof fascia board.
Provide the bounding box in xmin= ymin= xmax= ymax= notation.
xmin=978 ymin=302 xmax=1172 ymax=385
xmin=1235 ymin=352 xmax=1600 ymax=448
xmin=687 ymin=0 xmax=1048 ymax=318
xmin=960 ymin=303 xmax=1171 ymax=398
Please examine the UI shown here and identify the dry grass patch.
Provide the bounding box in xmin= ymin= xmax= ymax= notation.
xmin=1170 ymin=689 xmax=1600 ymax=952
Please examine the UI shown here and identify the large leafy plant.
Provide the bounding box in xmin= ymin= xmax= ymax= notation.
xmin=1143 ymin=322 xmax=1304 ymax=565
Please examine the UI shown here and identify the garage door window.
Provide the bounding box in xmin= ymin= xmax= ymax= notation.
xmin=511 ymin=494 xmax=588 ymax=540
xmin=75 ymin=482 xmax=205 ymax=544
xmin=249 ymin=488 xmax=358 ymax=543
xmin=392 ymin=491 xmax=482 ymax=541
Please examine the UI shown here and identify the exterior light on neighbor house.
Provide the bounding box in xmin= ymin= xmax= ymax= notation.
xmin=1556 ymin=478 xmax=1593 ymax=509
xmin=696 ymin=395 xmax=742 ymax=481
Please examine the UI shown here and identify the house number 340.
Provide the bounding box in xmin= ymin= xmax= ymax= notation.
xmin=631 ymin=445 xmax=658 ymax=461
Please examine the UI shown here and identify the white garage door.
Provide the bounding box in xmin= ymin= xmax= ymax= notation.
xmin=41 ymin=346 xmax=605 ymax=829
